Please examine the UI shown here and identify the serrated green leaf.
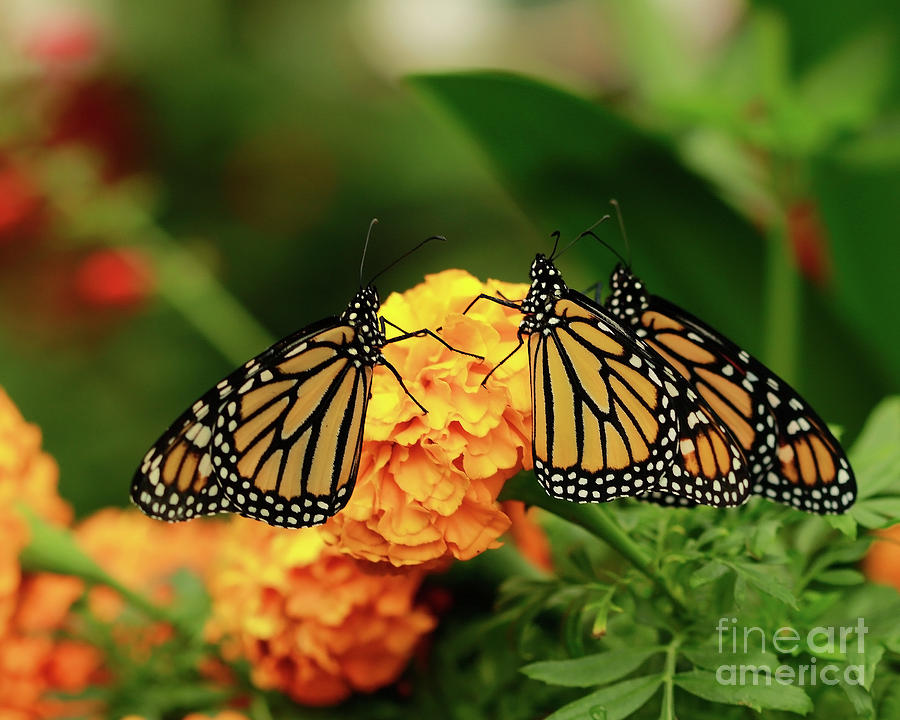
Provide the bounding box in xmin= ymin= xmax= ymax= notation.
xmin=683 ymin=642 xmax=779 ymax=673
xmin=690 ymin=561 xmax=731 ymax=588
xmin=839 ymin=678 xmax=875 ymax=718
xmin=545 ymin=674 xmax=662 ymax=720
xmin=674 ymin=670 xmax=813 ymax=714
xmin=522 ymin=646 xmax=663 ymax=688
xmin=729 ymin=562 xmax=798 ymax=608
xmin=826 ymin=512 xmax=858 ymax=538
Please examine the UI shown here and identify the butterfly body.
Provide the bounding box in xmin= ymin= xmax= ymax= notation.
xmin=605 ymin=263 xmax=855 ymax=514
xmin=132 ymin=285 xmax=386 ymax=528
xmin=510 ymin=254 xmax=750 ymax=507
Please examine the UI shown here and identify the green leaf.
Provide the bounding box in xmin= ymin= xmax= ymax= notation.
xmin=409 ymin=70 xmax=765 ymax=343
xmin=683 ymin=642 xmax=779 ymax=673
xmin=545 ymin=674 xmax=662 ymax=720
xmin=796 ymin=29 xmax=893 ymax=139
xmin=690 ymin=561 xmax=731 ymax=588
xmin=674 ymin=670 xmax=813 ymax=714
xmin=816 ymin=569 xmax=866 ymax=586
xmin=827 ymin=513 xmax=859 ymax=538
xmin=729 ymin=562 xmax=798 ymax=608
xmin=522 ymin=647 xmax=663 ymax=688
xmin=850 ymin=397 xmax=900 ymax=496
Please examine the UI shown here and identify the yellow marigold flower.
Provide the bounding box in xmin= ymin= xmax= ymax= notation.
xmin=207 ymin=518 xmax=435 ymax=706
xmin=321 ymin=269 xmax=532 ymax=567
xmin=76 ymin=508 xmax=224 ymax=622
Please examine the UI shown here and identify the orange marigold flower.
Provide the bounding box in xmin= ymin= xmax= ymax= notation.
xmin=321 ymin=269 xmax=532 ymax=567
xmin=863 ymin=524 xmax=900 ymax=591
xmin=0 ymin=388 xmax=72 ymax=525
xmin=0 ymin=388 xmax=101 ymax=719
xmin=207 ymin=519 xmax=436 ymax=706
xmin=503 ymin=501 xmax=553 ymax=572
xmin=76 ymin=508 xmax=223 ymax=622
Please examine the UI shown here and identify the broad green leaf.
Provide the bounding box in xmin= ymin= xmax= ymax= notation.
xmin=409 ymin=71 xmax=765 ymax=340
xmin=522 ymin=646 xmax=662 ymax=688
xmin=796 ymin=29 xmax=893 ymax=139
xmin=545 ymin=674 xmax=662 ymax=720
xmin=674 ymin=669 xmax=813 ymax=714
xmin=815 ymin=144 xmax=900 ymax=384
xmin=849 ymin=397 xmax=900 ymax=498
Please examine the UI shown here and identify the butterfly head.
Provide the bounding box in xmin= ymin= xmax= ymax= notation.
xmin=605 ymin=263 xmax=648 ymax=324
xmin=519 ymin=254 xmax=568 ymax=332
xmin=343 ymin=284 xmax=385 ymax=350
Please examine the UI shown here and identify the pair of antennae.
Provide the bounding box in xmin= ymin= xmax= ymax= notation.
xmin=358 ymin=218 xmax=446 ymax=288
xmin=359 ymin=198 xmax=630 ymax=287
xmin=548 ymin=199 xmax=632 ymax=267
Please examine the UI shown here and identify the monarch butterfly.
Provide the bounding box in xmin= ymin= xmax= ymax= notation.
xmin=603 ymin=261 xmax=856 ymax=514
xmin=131 ymin=228 xmax=477 ymax=528
xmin=465 ymin=241 xmax=751 ymax=507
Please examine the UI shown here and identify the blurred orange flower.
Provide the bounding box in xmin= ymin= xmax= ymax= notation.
xmin=503 ymin=501 xmax=553 ymax=572
xmin=76 ymin=508 xmax=222 ymax=622
xmin=0 ymin=387 xmax=101 ymax=719
xmin=322 ymin=269 xmax=532 ymax=567
xmin=863 ymin=524 xmax=900 ymax=591
xmin=207 ymin=519 xmax=436 ymax=706
xmin=0 ymin=388 xmax=71 ymax=526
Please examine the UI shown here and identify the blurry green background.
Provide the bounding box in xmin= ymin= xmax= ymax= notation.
xmin=0 ymin=0 xmax=897 ymax=516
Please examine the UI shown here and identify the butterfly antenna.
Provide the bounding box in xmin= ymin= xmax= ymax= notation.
xmin=359 ymin=218 xmax=379 ymax=288
xmin=548 ymin=230 xmax=562 ymax=260
xmin=554 ymin=215 xmax=612 ymax=260
xmin=367 ymin=234 xmax=446 ymax=286
xmin=609 ymin=199 xmax=632 ymax=267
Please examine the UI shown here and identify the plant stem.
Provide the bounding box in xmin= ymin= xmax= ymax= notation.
xmin=146 ymin=233 xmax=276 ymax=366
xmin=660 ymin=635 xmax=682 ymax=720
xmin=762 ymin=214 xmax=800 ymax=384
xmin=500 ymin=474 xmax=688 ymax=612
xmin=18 ymin=507 xmax=194 ymax=637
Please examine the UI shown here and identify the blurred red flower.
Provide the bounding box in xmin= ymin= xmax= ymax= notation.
xmin=0 ymin=159 xmax=43 ymax=247
xmin=72 ymin=248 xmax=155 ymax=310
xmin=24 ymin=9 xmax=103 ymax=72
xmin=787 ymin=199 xmax=833 ymax=288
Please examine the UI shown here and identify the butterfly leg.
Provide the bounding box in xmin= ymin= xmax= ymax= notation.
xmin=480 ymin=330 xmax=525 ymax=387
xmin=381 ymin=318 xmax=484 ymax=360
xmin=461 ymin=293 xmax=522 ymax=316
xmin=378 ymin=356 xmax=428 ymax=414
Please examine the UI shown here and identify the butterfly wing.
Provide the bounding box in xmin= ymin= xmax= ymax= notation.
xmin=211 ymin=324 xmax=373 ymax=527
xmin=606 ymin=266 xmax=855 ymax=514
xmin=131 ymin=394 xmax=227 ymax=521
xmin=131 ymin=318 xmax=373 ymax=527
xmin=530 ymin=291 xmax=750 ymax=506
